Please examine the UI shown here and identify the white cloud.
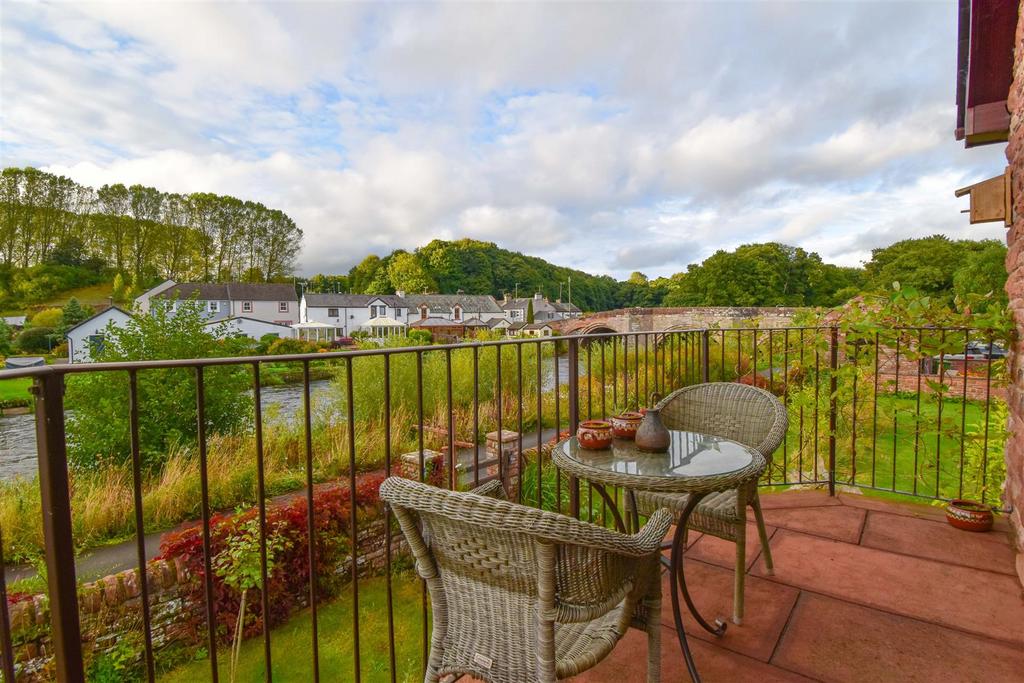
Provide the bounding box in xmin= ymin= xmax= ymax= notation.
xmin=3 ymin=1 xmax=1010 ymax=281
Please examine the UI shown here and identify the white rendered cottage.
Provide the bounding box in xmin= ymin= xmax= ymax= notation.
xmin=65 ymin=306 xmax=133 ymax=363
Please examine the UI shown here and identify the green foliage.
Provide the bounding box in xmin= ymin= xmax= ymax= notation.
xmin=29 ymin=307 xmax=63 ymax=329
xmin=59 ymin=297 xmax=94 ymax=335
xmin=266 ymin=337 xmax=319 ymax=355
xmin=16 ymin=326 xmax=53 ymax=352
xmin=952 ymin=241 xmax=1008 ymax=310
xmin=526 ymin=298 xmax=534 ymax=323
xmin=64 ymin=300 xmax=252 ymax=471
xmin=86 ymin=638 xmax=139 ymax=683
xmin=303 ymin=273 xmax=349 ymax=294
xmin=1 ymin=264 xmax=105 ymax=307
xmin=0 ymin=319 xmax=12 ymax=356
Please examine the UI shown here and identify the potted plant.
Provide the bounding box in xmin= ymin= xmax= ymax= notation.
xmin=945 ymin=499 xmax=994 ymax=532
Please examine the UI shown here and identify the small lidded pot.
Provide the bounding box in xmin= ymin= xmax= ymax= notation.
xmin=577 ymin=420 xmax=614 ymax=450
xmin=610 ymin=411 xmax=644 ymax=440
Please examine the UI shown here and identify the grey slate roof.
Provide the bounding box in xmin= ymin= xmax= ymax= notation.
xmin=158 ymin=283 xmax=297 ymax=302
xmin=501 ymin=297 xmax=579 ymax=314
xmin=410 ymin=317 xmax=462 ymax=328
xmin=303 ymin=293 xmax=405 ymax=308
xmin=1 ymin=316 xmax=26 ymax=327
xmin=462 ymin=317 xmax=488 ymax=327
xmin=404 ymin=294 xmax=503 ymax=314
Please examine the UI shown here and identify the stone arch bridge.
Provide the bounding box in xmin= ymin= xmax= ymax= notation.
xmin=552 ymin=307 xmax=805 ymax=336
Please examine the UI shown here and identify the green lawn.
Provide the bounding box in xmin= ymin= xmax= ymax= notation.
xmin=40 ymin=282 xmax=114 ymax=309
xmin=0 ymin=377 xmax=32 ymax=402
xmin=160 ymin=574 xmax=428 ymax=682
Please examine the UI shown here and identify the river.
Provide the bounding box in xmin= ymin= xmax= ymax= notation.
xmin=0 ymin=355 xmax=581 ymax=482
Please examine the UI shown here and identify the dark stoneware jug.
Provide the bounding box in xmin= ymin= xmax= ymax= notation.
xmin=635 ymin=406 xmax=671 ymax=453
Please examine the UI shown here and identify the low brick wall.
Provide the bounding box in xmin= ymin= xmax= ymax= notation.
xmin=7 ymin=518 xmax=405 ymax=680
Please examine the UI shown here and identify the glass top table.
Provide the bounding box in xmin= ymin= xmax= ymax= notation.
xmin=553 ymin=430 xmax=765 ymax=495
xmin=552 ymin=429 xmax=766 ymax=683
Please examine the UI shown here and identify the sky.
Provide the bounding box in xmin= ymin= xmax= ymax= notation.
xmin=0 ymin=1 xmax=1011 ymax=280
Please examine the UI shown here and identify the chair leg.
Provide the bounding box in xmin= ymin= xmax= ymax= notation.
xmin=751 ymin=495 xmax=774 ymax=576
xmin=645 ymin=567 xmax=662 ymax=683
xmin=733 ymin=522 xmax=745 ymax=625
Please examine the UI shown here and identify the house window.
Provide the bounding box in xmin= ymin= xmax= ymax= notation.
xmin=453 ymin=305 xmax=462 ymax=321
xmin=327 ymin=308 xmax=339 ymax=317
xmin=370 ymin=305 xmax=386 ymax=318
xmin=208 ymin=301 xmax=219 ymax=313
xmin=88 ymin=334 xmax=105 ymax=355
xmin=278 ymin=301 xmax=289 ymax=313
xmin=511 ymin=309 xmax=522 ymax=320
xmin=242 ymin=301 xmax=253 ymax=313
xmin=420 ymin=305 xmax=428 ymax=320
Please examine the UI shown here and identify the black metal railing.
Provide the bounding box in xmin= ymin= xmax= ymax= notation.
xmin=0 ymin=325 xmax=1007 ymax=681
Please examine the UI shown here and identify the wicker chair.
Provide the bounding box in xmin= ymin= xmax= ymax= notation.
xmin=631 ymin=382 xmax=787 ymax=625
xmin=380 ymin=476 xmax=672 ymax=683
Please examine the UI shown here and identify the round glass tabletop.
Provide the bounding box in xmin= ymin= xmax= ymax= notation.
xmin=552 ymin=430 xmax=765 ymax=493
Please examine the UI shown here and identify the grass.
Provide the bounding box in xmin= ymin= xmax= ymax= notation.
xmin=159 ymin=573 xmax=427 ymax=682
xmin=0 ymin=377 xmax=31 ymax=402
xmin=39 ymin=282 xmax=114 ymax=309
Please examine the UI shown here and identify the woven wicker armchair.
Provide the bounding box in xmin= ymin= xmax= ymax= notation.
xmin=631 ymin=382 xmax=787 ymax=625
xmin=380 ymin=476 xmax=672 ymax=683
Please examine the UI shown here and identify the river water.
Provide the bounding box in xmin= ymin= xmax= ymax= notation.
xmin=0 ymin=355 xmax=580 ymax=482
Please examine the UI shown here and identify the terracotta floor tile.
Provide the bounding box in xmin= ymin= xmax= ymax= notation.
xmin=567 ymin=624 xmax=814 ymax=683
xmin=658 ymin=560 xmax=799 ymax=662
xmin=751 ymin=529 xmax=1024 ymax=644
xmin=773 ymin=592 xmax=1024 ymax=683
xmin=860 ymin=510 xmax=1016 ymax=575
xmin=758 ymin=489 xmax=840 ymax=509
xmin=838 ymin=491 xmax=1011 ymax=532
xmin=685 ymin=522 xmax=776 ymax=572
xmin=760 ymin=503 xmax=866 ymax=543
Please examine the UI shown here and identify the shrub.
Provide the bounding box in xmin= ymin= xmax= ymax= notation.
xmin=29 ymin=307 xmax=63 ymax=329
xmin=49 ymin=341 xmax=68 ymax=358
xmin=64 ymin=301 xmax=251 ymax=471
xmin=16 ymin=326 xmax=54 ymax=353
xmin=266 ymin=337 xmax=318 ymax=355
xmin=157 ymin=474 xmax=385 ymax=647
xmin=0 ymin=319 xmax=11 ymax=356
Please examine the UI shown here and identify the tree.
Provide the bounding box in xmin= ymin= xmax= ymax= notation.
xmin=953 ymin=241 xmax=1008 ymax=310
xmin=16 ymin=326 xmax=54 ymax=353
xmin=526 ymin=298 xmax=534 ymax=323
xmin=59 ymin=298 xmax=93 ymax=335
xmin=30 ymin=307 xmax=63 ymax=329
xmin=386 ymin=251 xmax=436 ymax=293
xmin=0 ymin=319 xmax=12 ymax=356
xmin=64 ymin=300 xmax=252 ymax=470
xmin=862 ymin=236 xmax=981 ymax=299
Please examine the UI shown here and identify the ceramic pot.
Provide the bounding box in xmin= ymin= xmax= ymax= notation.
xmin=945 ymin=499 xmax=994 ymax=532
xmin=610 ymin=412 xmax=644 ymax=439
xmin=635 ymin=407 xmax=671 ymax=453
xmin=577 ymin=420 xmax=614 ymax=450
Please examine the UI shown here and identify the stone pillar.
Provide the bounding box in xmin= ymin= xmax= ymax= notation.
xmin=486 ymin=429 xmax=521 ymax=496
xmin=1004 ymin=2 xmax=1024 ymax=587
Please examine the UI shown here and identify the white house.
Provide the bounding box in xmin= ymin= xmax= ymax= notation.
xmin=402 ymin=292 xmax=506 ymax=324
xmin=300 ymin=293 xmax=407 ymax=337
xmin=147 ymin=282 xmax=299 ymax=325
xmin=501 ymin=293 xmax=581 ymax=322
xmin=65 ymin=306 xmax=133 ymax=363
xmin=134 ymin=279 xmax=177 ymax=314
xmin=206 ymin=317 xmax=295 ymax=341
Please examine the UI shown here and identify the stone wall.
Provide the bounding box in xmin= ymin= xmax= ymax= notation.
xmin=7 ymin=518 xmax=406 ymax=680
xmin=556 ymin=306 xmax=805 ymax=335
xmin=1004 ymin=0 xmax=1024 ymax=587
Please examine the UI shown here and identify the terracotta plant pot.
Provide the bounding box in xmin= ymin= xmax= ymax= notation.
xmin=610 ymin=412 xmax=644 ymax=439
xmin=577 ymin=420 xmax=614 ymax=450
xmin=945 ymin=499 xmax=994 ymax=532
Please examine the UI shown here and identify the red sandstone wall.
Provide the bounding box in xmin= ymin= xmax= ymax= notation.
xmin=1003 ymin=1 xmax=1024 ymax=586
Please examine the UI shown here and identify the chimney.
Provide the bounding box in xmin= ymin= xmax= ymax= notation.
xmin=396 ymin=290 xmax=406 ymax=298
xmin=457 ymin=289 xmax=465 ymax=295
xmin=534 ymin=292 xmax=542 ymax=301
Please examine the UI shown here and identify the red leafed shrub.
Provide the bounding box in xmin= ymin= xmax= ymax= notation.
xmin=737 ymin=373 xmax=786 ymax=396
xmin=158 ymin=472 xmax=385 ymax=646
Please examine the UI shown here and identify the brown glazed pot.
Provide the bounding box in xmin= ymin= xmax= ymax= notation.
xmin=577 ymin=420 xmax=614 ymax=450
xmin=945 ymin=499 xmax=994 ymax=532
xmin=635 ymin=407 xmax=671 ymax=453
xmin=610 ymin=412 xmax=644 ymax=439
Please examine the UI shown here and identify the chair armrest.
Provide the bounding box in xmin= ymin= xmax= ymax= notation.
xmin=469 ymin=480 xmax=507 ymax=500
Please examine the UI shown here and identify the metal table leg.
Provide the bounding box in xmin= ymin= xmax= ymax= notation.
xmin=670 ymin=492 xmax=727 ymax=683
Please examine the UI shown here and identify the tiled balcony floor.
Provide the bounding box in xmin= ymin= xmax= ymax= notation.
xmin=566 ymin=489 xmax=1024 ymax=683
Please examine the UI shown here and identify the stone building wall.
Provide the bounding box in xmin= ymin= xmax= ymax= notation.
xmin=1004 ymin=1 xmax=1024 ymax=587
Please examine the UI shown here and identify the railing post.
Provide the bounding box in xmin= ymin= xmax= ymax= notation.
xmin=567 ymin=336 xmax=581 ymax=517
xmin=828 ymin=327 xmax=839 ymax=497
xmin=701 ymin=330 xmax=710 ymax=383
xmin=31 ymin=371 xmax=84 ymax=682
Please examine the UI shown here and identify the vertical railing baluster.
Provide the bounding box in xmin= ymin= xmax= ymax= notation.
xmin=600 ymin=341 xmax=606 ymax=418
xmin=612 ymin=337 xmax=618 ymax=411
xmin=0 ymin=528 xmax=14 ymax=683
xmin=416 ymin=351 xmax=427 ymax=677
xmin=913 ymin=329 xmax=923 ymax=495
xmin=814 ymin=332 xmax=820 ymax=484
xmin=517 ymin=343 xmax=524 ymax=504
xmin=783 ymin=329 xmax=790 ymax=483
xmin=302 ymin=361 xmax=320 ymax=682
xmin=935 ymin=330 xmax=946 ymax=498
xmin=851 ymin=338 xmax=858 ymax=487
xmin=982 ymin=338 xmax=994 ymax=504
xmin=383 ymin=354 xmax=397 ymax=683
xmin=536 ymin=341 xmax=544 ymax=511
xmin=958 ymin=332 xmax=969 ymax=500
xmin=871 ymin=332 xmax=879 ymax=489
xmin=252 ymin=364 xmax=273 ymax=682
xmin=798 ymin=329 xmax=805 ymax=482
xmin=496 ymin=346 xmax=504 ymax=484
xmin=828 ymin=327 xmax=838 ymax=496
xmin=568 ymin=336 xmax=580 ymax=518
xmin=446 ymin=349 xmax=455 ymax=491
xmin=195 ymin=367 xmax=219 ymax=682
xmin=345 ymin=357 xmax=360 ymax=682
xmin=893 ymin=336 xmax=901 ymax=491
xmin=127 ymin=370 xmax=156 ymax=682
xmin=472 ymin=346 xmax=480 ymax=487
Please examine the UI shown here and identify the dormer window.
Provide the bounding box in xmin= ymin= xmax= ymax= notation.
xmin=453 ymin=305 xmax=462 ymax=321
xmin=420 ymin=305 xmax=428 ymax=320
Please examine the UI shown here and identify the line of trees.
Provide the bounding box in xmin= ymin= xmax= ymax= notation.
xmin=0 ymin=167 xmax=303 ymax=284
xmin=305 ymin=236 xmax=1008 ymax=313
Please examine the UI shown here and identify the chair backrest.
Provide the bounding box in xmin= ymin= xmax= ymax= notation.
xmin=656 ymin=382 xmax=787 ymax=457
